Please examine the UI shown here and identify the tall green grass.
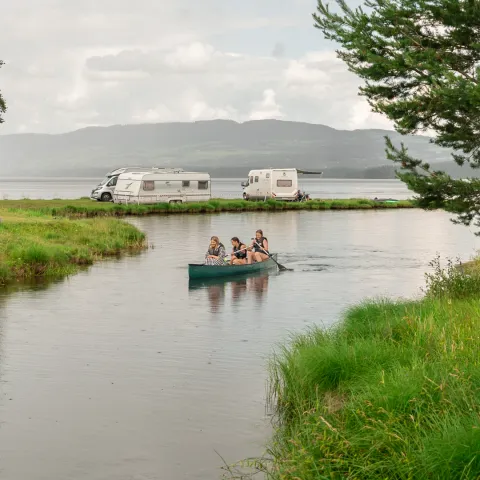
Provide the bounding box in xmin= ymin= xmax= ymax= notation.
xmin=423 ymin=254 xmax=480 ymax=299
xmin=266 ymin=258 xmax=480 ymax=479
xmin=0 ymin=217 xmax=146 ymax=284
xmin=0 ymin=198 xmax=416 ymax=218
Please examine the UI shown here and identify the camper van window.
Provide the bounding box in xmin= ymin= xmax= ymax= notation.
xmin=250 ymin=176 xmax=253 ymax=183
xmin=198 ymin=181 xmax=209 ymax=190
xmin=107 ymin=177 xmax=118 ymax=187
xmin=266 ymin=173 xmax=270 ymax=179
xmin=255 ymin=176 xmax=259 ymax=183
xmin=277 ymin=179 xmax=292 ymax=187
xmin=182 ymin=181 xmax=190 ymax=187
xmin=143 ymin=181 xmax=155 ymax=191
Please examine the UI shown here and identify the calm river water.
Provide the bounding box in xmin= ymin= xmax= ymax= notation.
xmin=0 ymin=205 xmax=479 ymax=478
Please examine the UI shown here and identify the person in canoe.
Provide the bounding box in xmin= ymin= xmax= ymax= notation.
xmin=247 ymin=229 xmax=269 ymax=264
xmin=205 ymin=236 xmax=227 ymax=266
xmin=230 ymin=237 xmax=248 ymax=265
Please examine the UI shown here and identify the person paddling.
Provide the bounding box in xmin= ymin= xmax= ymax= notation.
xmin=247 ymin=229 xmax=269 ymax=264
xmin=205 ymin=236 xmax=227 ymax=266
xmin=230 ymin=237 xmax=247 ymax=265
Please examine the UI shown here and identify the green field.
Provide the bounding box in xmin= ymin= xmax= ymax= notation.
xmin=0 ymin=197 xmax=416 ymax=218
xmin=0 ymin=207 xmax=146 ymax=285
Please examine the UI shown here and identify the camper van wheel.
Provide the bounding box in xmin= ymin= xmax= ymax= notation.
xmin=243 ymin=193 xmax=249 ymax=200
xmin=169 ymin=199 xmax=183 ymax=204
xmin=100 ymin=192 xmax=113 ymax=202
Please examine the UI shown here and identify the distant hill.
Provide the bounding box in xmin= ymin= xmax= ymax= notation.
xmin=0 ymin=119 xmax=474 ymax=178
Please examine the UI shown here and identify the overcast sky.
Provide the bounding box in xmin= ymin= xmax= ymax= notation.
xmin=0 ymin=0 xmax=393 ymax=134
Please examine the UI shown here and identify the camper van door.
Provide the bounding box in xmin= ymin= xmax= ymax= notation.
xmin=257 ymin=171 xmax=270 ymax=198
xmin=250 ymin=171 xmax=261 ymax=199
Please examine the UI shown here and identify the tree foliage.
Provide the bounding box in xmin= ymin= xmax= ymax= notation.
xmin=0 ymin=60 xmax=6 ymax=124
xmin=313 ymin=0 xmax=480 ymax=232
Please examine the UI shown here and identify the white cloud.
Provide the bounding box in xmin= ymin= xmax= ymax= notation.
xmin=285 ymin=52 xmax=335 ymax=87
xmin=250 ymin=89 xmax=284 ymax=120
xmin=132 ymin=105 xmax=174 ymax=123
xmin=85 ymin=70 xmax=151 ymax=82
xmin=189 ymin=101 xmax=235 ymax=121
xmin=165 ymin=43 xmax=216 ymax=72
xmin=0 ymin=0 xmax=394 ymax=134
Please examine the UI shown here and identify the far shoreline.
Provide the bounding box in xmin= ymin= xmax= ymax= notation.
xmin=0 ymin=197 xmax=417 ymax=218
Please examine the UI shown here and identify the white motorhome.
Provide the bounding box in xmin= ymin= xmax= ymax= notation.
xmin=241 ymin=168 xmax=300 ymax=201
xmin=90 ymin=166 xmax=182 ymax=202
xmin=113 ymin=170 xmax=211 ymax=204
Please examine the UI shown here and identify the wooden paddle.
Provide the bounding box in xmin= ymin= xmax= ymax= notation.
xmin=252 ymin=239 xmax=292 ymax=272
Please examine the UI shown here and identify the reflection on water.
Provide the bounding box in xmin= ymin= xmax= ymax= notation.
xmin=189 ymin=271 xmax=274 ymax=313
xmin=231 ymin=278 xmax=247 ymax=305
xmin=207 ymin=283 xmax=225 ymax=313
xmin=0 ymin=275 xmax=69 ymax=294
xmin=250 ymin=274 xmax=270 ymax=304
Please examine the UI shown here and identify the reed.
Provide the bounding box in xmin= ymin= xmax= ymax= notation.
xmin=266 ymin=258 xmax=480 ymax=479
xmin=0 ymin=215 xmax=146 ymax=285
xmin=0 ymin=197 xmax=416 ymax=219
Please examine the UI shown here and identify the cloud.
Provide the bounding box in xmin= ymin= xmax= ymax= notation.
xmin=250 ymin=89 xmax=284 ymax=120
xmin=164 ymin=43 xmax=217 ymax=72
xmin=0 ymin=0 xmax=394 ymax=134
xmin=272 ymin=42 xmax=286 ymax=58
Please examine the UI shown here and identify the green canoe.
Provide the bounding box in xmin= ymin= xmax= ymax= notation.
xmin=188 ymin=254 xmax=278 ymax=280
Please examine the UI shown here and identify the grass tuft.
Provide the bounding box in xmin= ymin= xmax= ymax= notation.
xmin=266 ymin=258 xmax=480 ymax=479
xmin=424 ymin=254 xmax=480 ymax=299
xmin=0 ymin=215 xmax=146 ymax=285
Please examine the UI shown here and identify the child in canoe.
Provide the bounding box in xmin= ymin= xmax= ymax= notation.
xmin=205 ymin=236 xmax=227 ymax=265
xmin=230 ymin=237 xmax=248 ymax=265
xmin=247 ymin=229 xmax=269 ymax=264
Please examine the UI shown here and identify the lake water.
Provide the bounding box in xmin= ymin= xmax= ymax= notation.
xmin=0 ymin=194 xmax=479 ymax=479
xmin=0 ymin=177 xmax=412 ymax=201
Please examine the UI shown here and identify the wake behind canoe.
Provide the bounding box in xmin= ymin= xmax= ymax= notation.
xmin=188 ymin=254 xmax=278 ymax=280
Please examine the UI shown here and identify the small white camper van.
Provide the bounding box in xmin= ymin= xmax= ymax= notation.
xmin=113 ymin=170 xmax=211 ymax=204
xmin=241 ymin=168 xmax=299 ymax=201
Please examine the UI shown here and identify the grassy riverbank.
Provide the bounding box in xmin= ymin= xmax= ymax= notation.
xmin=0 ymin=196 xmax=413 ymax=285
xmin=267 ymin=259 xmax=480 ymax=479
xmin=0 ymin=197 xmax=415 ymax=218
xmin=0 ymin=211 xmax=146 ymax=285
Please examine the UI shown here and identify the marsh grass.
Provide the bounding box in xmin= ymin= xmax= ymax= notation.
xmin=267 ymin=295 xmax=480 ymax=479
xmin=0 ymin=198 xmax=415 ymax=219
xmin=0 ymin=216 xmax=146 ymax=284
xmin=266 ymin=255 xmax=480 ymax=479
xmin=424 ymin=254 xmax=480 ymax=299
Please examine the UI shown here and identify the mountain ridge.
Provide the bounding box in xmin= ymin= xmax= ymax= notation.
xmin=0 ymin=119 xmax=468 ymax=178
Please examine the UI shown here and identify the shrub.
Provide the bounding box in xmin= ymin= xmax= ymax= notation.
xmin=423 ymin=254 xmax=480 ymax=299
xmin=267 ymin=297 xmax=480 ymax=479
